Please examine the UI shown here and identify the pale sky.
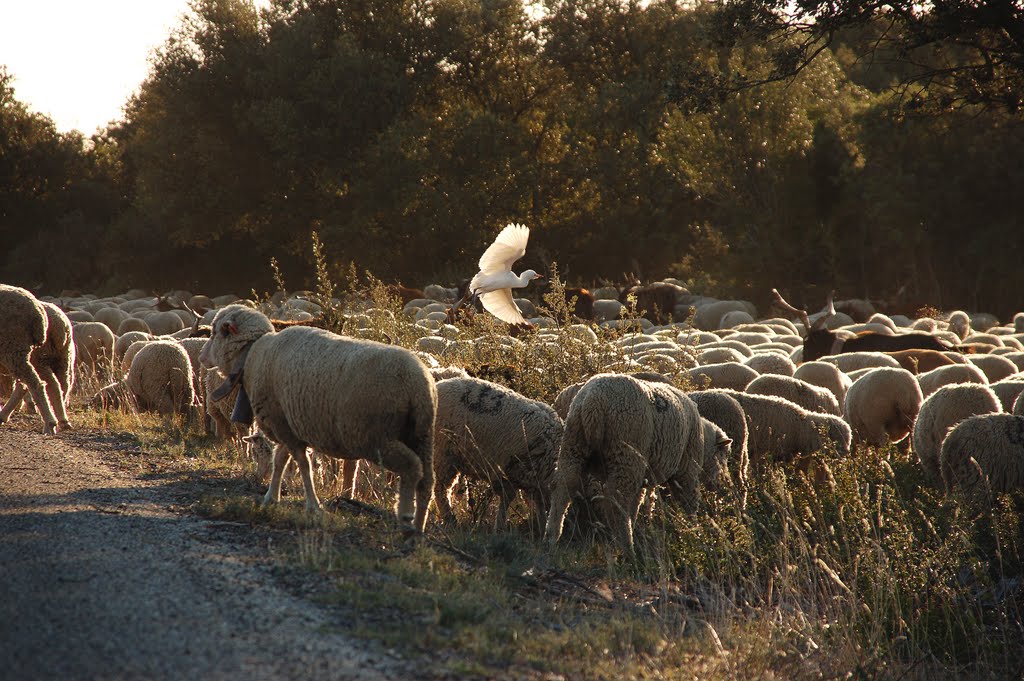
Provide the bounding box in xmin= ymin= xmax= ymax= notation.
xmin=0 ymin=1 xmax=265 ymax=135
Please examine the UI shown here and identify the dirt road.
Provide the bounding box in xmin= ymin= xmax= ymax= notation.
xmin=0 ymin=422 xmax=411 ymax=681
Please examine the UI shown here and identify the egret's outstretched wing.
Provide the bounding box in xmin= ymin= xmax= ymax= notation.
xmin=477 ymin=223 xmax=529 ymax=275
xmin=480 ymin=288 xmax=528 ymax=326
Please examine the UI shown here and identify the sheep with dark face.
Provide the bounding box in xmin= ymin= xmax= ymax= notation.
xmin=544 ymin=374 xmax=710 ymax=554
xmin=0 ymin=285 xmax=62 ymax=434
xmin=199 ymin=304 xmax=436 ymax=530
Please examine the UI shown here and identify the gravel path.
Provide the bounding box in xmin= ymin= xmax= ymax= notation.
xmin=0 ymin=424 xmax=411 ymax=681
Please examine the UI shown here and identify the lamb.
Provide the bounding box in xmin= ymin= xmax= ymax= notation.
xmin=432 ymin=377 xmax=563 ymax=530
xmin=746 ymin=374 xmax=842 ymax=416
xmin=792 ymin=361 xmax=852 ymax=411
xmin=109 ymin=340 xmax=196 ymax=416
xmin=198 ymin=304 xmax=436 ymax=530
xmin=706 ymin=389 xmax=851 ymax=470
xmin=0 ymin=285 xmax=62 ymax=434
xmin=843 ymin=367 xmax=923 ymax=448
xmin=544 ymin=374 xmax=714 ymax=554
xmin=917 ymin=363 xmax=989 ymax=398
xmin=939 ymin=414 xmax=1024 ymax=506
xmin=912 ymin=383 xmax=1002 ymax=483
xmin=0 ymin=301 xmax=75 ymax=431
xmin=687 ymin=390 xmax=750 ymax=500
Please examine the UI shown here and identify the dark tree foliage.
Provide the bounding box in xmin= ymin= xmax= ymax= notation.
xmin=1 ymin=0 xmax=1023 ymax=317
xmin=697 ymin=0 xmax=1024 ymax=116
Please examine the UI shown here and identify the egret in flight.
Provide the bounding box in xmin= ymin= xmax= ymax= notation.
xmin=468 ymin=223 xmax=543 ymax=325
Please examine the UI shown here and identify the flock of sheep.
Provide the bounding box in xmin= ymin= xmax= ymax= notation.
xmin=2 ymin=280 xmax=1024 ymax=555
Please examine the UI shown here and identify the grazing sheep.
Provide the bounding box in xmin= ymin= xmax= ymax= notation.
xmin=707 ymin=389 xmax=851 ymax=470
xmin=117 ymin=317 xmax=151 ymax=335
xmin=687 ymin=390 xmax=750 ymax=501
xmin=114 ymin=331 xmax=153 ymax=365
xmin=793 ymin=361 xmax=852 ymax=411
xmin=966 ymin=354 xmax=1019 ymax=383
xmin=73 ymin=321 xmax=116 ymax=375
xmin=433 ymin=377 xmax=563 ymax=530
xmin=0 ymin=285 xmax=60 ymax=434
xmin=553 ymin=381 xmax=585 ymax=420
xmin=990 ymin=379 xmax=1024 ymax=413
xmin=544 ymin=374 xmax=708 ymax=554
xmin=947 ymin=311 xmax=971 ymax=340
xmin=124 ymin=340 xmax=196 ymax=416
xmin=93 ymin=306 xmax=129 ymax=333
xmin=743 ymin=352 xmax=796 ymax=377
xmin=199 ymin=304 xmax=436 ymax=530
xmin=918 ymin=363 xmax=990 ymax=398
xmin=686 ymin=363 xmax=759 ymax=391
xmin=0 ymin=301 xmax=75 ymax=431
xmin=746 ymin=374 xmax=841 ymax=416
xmin=912 ymin=384 xmax=1002 ymax=483
xmin=843 ymin=367 xmax=923 ymax=448
xmin=698 ymin=346 xmax=748 ymax=365
xmin=940 ymin=414 xmax=1024 ymax=506
xmin=430 ymin=366 xmax=470 ymax=382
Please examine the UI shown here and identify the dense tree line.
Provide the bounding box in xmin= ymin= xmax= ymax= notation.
xmin=1 ymin=0 xmax=1022 ymax=316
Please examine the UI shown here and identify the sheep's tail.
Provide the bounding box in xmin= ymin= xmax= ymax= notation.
xmin=31 ymin=307 xmax=47 ymax=347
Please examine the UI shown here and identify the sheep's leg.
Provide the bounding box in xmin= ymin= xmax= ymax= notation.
xmin=1 ymin=356 xmax=57 ymax=434
xmin=38 ymin=365 xmax=71 ymax=430
xmin=0 ymin=383 xmax=27 ymax=421
xmin=378 ymin=441 xmax=425 ymax=529
xmin=340 ymin=459 xmax=359 ymax=498
xmin=493 ymin=479 xmax=517 ymax=532
xmin=289 ymin=446 xmax=322 ymax=512
xmin=432 ymin=453 xmax=460 ymax=524
xmin=263 ymin=443 xmax=293 ymax=505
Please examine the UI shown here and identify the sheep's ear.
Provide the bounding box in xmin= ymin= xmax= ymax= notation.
xmin=718 ymin=436 xmax=733 ymax=449
xmin=219 ymin=320 xmax=238 ymax=337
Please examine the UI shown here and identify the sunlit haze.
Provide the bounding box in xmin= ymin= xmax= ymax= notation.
xmin=0 ymin=1 xmax=266 ymax=135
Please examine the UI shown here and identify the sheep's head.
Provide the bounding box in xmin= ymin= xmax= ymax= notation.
xmin=700 ymin=419 xmax=733 ymax=490
xmin=199 ymin=304 xmax=274 ymax=373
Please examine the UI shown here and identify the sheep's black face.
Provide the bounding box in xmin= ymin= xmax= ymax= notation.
xmin=803 ymin=329 xmax=838 ymax=362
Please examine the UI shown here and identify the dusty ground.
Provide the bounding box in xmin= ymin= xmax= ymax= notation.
xmin=0 ymin=417 xmax=414 ymax=681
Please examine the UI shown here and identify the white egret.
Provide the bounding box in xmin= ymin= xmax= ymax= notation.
xmin=468 ymin=223 xmax=543 ymax=325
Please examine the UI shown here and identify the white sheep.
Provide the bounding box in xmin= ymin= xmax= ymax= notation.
xmin=686 ymin=362 xmax=759 ymax=391
xmin=126 ymin=340 xmax=196 ymax=415
xmin=946 ymin=311 xmax=971 ymax=340
xmin=965 ymin=354 xmax=1019 ymax=383
xmin=114 ymin=330 xmax=153 ymax=365
xmin=433 ymin=377 xmax=563 ymax=531
xmin=0 ymin=285 xmax=61 ymax=434
xmin=940 ymin=414 xmax=1024 ymax=506
xmin=743 ymin=352 xmax=796 ymax=377
xmin=843 ymin=367 xmax=923 ymax=448
xmin=989 ymin=379 xmax=1024 ymax=413
xmin=793 ymin=360 xmax=852 ymax=411
xmin=73 ymin=321 xmax=116 ymax=375
xmin=746 ymin=374 xmax=841 ymax=416
xmin=918 ymin=363 xmax=990 ymax=398
xmin=0 ymin=301 xmax=75 ymax=431
xmin=912 ymin=383 xmax=1002 ymax=483
xmin=199 ymin=304 xmax=436 ymax=530
xmin=117 ymin=317 xmax=151 ymax=335
xmin=706 ymin=389 xmax=851 ymax=471
xmin=687 ymin=389 xmax=750 ymax=501
xmin=544 ymin=374 xmax=710 ymax=554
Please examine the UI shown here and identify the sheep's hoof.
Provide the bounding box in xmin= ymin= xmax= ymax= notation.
xmin=43 ymin=423 xmax=57 ymax=436
xmin=261 ymin=492 xmax=277 ymax=506
xmin=58 ymin=420 xmax=72 ymax=431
